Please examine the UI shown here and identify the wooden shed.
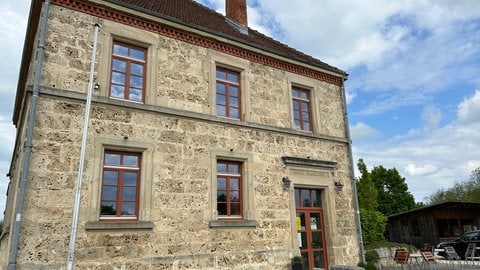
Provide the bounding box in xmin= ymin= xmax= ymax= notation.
xmin=388 ymin=202 xmax=480 ymax=248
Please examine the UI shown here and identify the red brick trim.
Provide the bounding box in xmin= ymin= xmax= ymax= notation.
xmin=52 ymin=0 xmax=342 ymax=86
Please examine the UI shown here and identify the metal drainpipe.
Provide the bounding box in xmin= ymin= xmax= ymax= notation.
xmin=8 ymin=0 xmax=51 ymax=269
xmin=341 ymin=76 xmax=365 ymax=263
xmin=66 ymin=23 xmax=100 ymax=270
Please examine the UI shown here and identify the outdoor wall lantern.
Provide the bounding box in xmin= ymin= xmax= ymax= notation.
xmin=334 ymin=181 xmax=344 ymax=191
xmin=282 ymin=176 xmax=291 ymax=189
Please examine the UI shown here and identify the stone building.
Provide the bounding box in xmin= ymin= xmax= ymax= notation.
xmin=1 ymin=0 xmax=362 ymax=269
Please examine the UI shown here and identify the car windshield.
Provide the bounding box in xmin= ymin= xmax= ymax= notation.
xmin=459 ymin=231 xmax=480 ymax=241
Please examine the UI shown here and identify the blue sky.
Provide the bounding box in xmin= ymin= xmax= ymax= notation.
xmin=0 ymin=0 xmax=479 ymax=215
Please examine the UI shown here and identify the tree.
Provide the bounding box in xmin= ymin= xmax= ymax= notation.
xmin=356 ymin=159 xmax=417 ymax=244
xmin=356 ymin=159 xmax=386 ymax=244
xmin=426 ymin=167 xmax=480 ymax=204
xmin=370 ymin=165 xmax=415 ymax=216
xmin=356 ymin=159 xmax=378 ymax=211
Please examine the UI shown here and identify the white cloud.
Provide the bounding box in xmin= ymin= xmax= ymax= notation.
xmin=421 ymin=105 xmax=441 ymax=132
xmin=404 ymin=163 xmax=438 ymax=176
xmin=350 ymin=122 xmax=380 ymax=141
xmin=457 ymin=90 xmax=480 ymax=124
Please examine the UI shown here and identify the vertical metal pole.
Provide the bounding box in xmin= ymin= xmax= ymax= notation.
xmin=341 ymin=76 xmax=365 ymax=263
xmin=66 ymin=23 xmax=100 ymax=270
xmin=8 ymin=1 xmax=50 ymax=269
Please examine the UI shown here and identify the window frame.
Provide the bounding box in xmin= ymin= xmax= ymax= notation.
xmin=100 ymin=150 xmax=142 ymax=221
xmin=292 ymin=86 xmax=313 ymax=131
xmin=216 ymin=160 xmax=243 ymax=220
xmin=109 ymin=41 xmax=147 ymax=103
xmin=216 ymin=67 xmax=242 ymax=120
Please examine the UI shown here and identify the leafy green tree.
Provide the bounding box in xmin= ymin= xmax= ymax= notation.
xmin=359 ymin=208 xmax=387 ymax=244
xmin=370 ymin=165 xmax=415 ymax=216
xmin=356 ymin=159 xmax=378 ymax=211
xmin=426 ymin=167 xmax=480 ymax=204
xmin=356 ymin=159 xmax=386 ymax=243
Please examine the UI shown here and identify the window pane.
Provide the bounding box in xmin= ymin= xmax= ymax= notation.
xmin=217 ymin=177 xmax=226 ymax=189
xmin=300 ymin=91 xmax=308 ymax=99
xmin=230 ymin=191 xmax=240 ymax=202
xmin=129 ymin=88 xmax=143 ymax=102
xmin=112 ymin=71 xmax=126 ymax=85
xmin=230 ymin=97 xmax=238 ymax=107
xmin=216 ymin=70 xmax=226 ymax=80
xmin=130 ymin=48 xmax=145 ymax=60
xmin=123 ymin=155 xmax=138 ymax=167
xmin=230 ymin=108 xmax=239 ymax=119
xmin=105 ymin=153 xmax=121 ymax=165
xmin=313 ymin=190 xmax=322 ymax=207
xmin=216 ymin=105 xmax=226 ymax=116
xmin=216 ymin=83 xmax=226 ymax=94
xmin=103 ymin=171 xmax=118 ymax=185
xmin=113 ymin=44 xmax=128 ymax=56
xmin=217 ymin=191 xmax=227 ymax=202
xmin=123 ymin=172 xmax=137 ymax=186
xmin=231 ymin=203 xmax=241 ymax=215
xmin=301 ymin=102 xmax=309 ymax=111
xmin=293 ymin=109 xmax=300 ymax=120
xmin=217 ymin=163 xmax=227 ymax=173
xmin=130 ymin=75 xmax=143 ymax=88
xmin=112 ymin=59 xmax=126 ymax=72
xmin=110 ymin=85 xmax=125 ymax=98
xmin=303 ymin=112 xmax=310 ymax=121
xmin=228 ymin=73 xmax=239 ymax=83
xmin=230 ymin=179 xmax=239 ymax=190
xmin=130 ymin=63 xmax=144 ymax=76
xmin=301 ymin=189 xmax=311 ymax=206
xmin=304 ymin=122 xmax=310 ymax=131
xmin=216 ymin=93 xmax=226 ymax=105
xmin=217 ymin=203 xmax=227 ymax=215
xmin=101 ymin=202 xmax=117 ymax=215
xmin=101 ymin=186 xmax=117 ymax=201
xmin=228 ymin=164 xmax=239 ymax=173
xmin=122 ymin=186 xmax=137 ymax=200
xmin=230 ymin=86 xmax=238 ymax=97
xmin=121 ymin=202 xmax=136 ymax=215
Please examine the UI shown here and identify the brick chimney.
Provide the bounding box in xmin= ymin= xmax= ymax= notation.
xmin=226 ymin=0 xmax=247 ymax=27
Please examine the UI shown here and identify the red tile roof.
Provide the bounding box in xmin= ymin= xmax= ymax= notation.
xmin=109 ymin=0 xmax=346 ymax=75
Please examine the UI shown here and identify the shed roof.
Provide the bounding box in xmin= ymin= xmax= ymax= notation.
xmin=388 ymin=201 xmax=480 ymax=219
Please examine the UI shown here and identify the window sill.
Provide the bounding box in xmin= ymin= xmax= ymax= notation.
xmin=209 ymin=220 xmax=257 ymax=228
xmin=85 ymin=221 xmax=154 ymax=231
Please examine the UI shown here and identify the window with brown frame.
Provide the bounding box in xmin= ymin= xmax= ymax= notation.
xmin=292 ymin=87 xmax=312 ymax=131
xmin=100 ymin=151 xmax=141 ymax=220
xmin=109 ymin=41 xmax=146 ymax=102
xmin=217 ymin=160 xmax=242 ymax=219
xmin=216 ymin=68 xmax=241 ymax=119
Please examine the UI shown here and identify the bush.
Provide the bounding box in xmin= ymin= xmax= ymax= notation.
xmin=365 ymin=249 xmax=380 ymax=264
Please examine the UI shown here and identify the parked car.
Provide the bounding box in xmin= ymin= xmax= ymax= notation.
xmin=437 ymin=230 xmax=480 ymax=259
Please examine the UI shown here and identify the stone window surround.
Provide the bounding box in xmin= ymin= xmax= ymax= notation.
xmin=86 ymin=137 xmax=155 ymax=231
xmin=209 ymin=149 xmax=257 ymax=228
xmin=97 ymin=20 xmax=158 ymax=107
xmin=286 ymin=73 xmax=321 ymax=134
xmin=209 ymin=50 xmax=251 ymax=122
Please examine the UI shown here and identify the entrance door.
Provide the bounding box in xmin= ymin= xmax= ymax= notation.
xmin=295 ymin=188 xmax=327 ymax=270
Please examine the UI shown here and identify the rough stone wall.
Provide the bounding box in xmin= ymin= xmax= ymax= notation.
xmin=2 ymin=4 xmax=360 ymax=269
